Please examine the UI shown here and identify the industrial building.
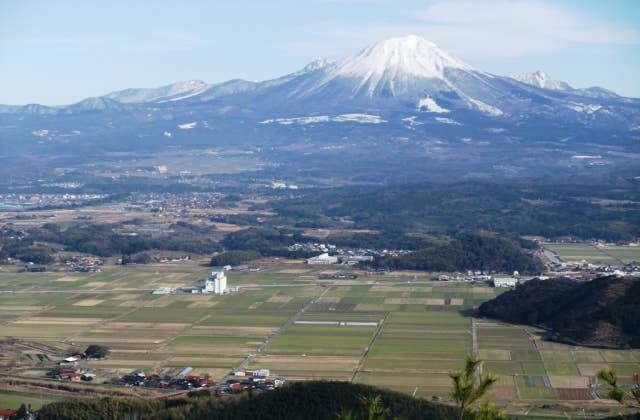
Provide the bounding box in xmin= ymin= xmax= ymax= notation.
xmin=205 ymin=269 xmax=228 ymax=294
xmin=306 ymin=253 xmax=338 ymax=265
xmin=493 ymin=277 xmax=518 ymax=288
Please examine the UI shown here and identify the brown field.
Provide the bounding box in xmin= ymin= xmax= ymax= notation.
xmin=487 ymin=386 xmax=519 ymax=400
xmin=577 ymin=364 xmax=610 ymax=376
xmin=278 ymin=269 xmax=311 ymax=274
xmin=73 ymin=299 xmax=104 ymax=306
xmin=310 ymin=302 xmax=357 ymax=312
xmin=55 ymin=276 xmax=81 ymax=282
xmin=318 ymin=296 xmax=342 ymax=303
xmin=555 ymin=388 xmax=592 ymax=400
xmin=187 ymin=301 xmax=218 ymax=308
xmin=250 ymin=355 xmax=360 ymax=371
xmin=479 ymin=349 xmax=511 ymax=361
xmin=426 ymin=298 xmax=446 ymax=305
xmin=85 ymin=282 xmax=108 ymax=288
xmin=548 ymin=375 xmax=589 ymax=388
xmin=267 ymin=295 xmax=293 ymax=303
xmin=187 ymin=326 xmax=275 ymax=337
xmin=16 ymin=317 xmax=102 ymax=325
xmin=1 ymin=261 xmax=636 ymax=419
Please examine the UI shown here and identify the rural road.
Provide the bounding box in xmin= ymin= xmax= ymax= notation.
xmin=219 ymin=286 xmax=330 ymax=386
xmin=471 ymin=317 xmax=481 ymax=386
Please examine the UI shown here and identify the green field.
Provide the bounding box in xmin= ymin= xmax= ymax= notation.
xmin=0 ymin=390 xmax=58 ymax=410
xmin=545 ymin=243 xmax=640 ymax=264
xmin=1 ymin=261 xmax=638 ymax=418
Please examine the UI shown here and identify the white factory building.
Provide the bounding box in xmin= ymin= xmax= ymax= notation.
xmin=306 ymin=253 xmax=339 ymax=265
xmin=205 ymin=269 xmax=228 ymax=294
xmin=493 ymin=277 xmax=518 ymax=288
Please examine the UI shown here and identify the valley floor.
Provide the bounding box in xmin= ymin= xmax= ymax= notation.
xmin=0 ymin=260 xmax=638 ymax=418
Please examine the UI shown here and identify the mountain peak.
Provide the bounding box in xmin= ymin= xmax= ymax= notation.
xmin=308 ymin=35 xmax=475 ymax=98
xmin=301 ymin=58 xmax=335 ymax=73
xmin=509 ymin=70 xmax=571 ymax=91
xmin=332 ymin=35 xmax=472 ymax=80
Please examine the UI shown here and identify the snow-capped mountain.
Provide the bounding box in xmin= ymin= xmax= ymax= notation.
xmin=6 ymin=35 xmax=635 ymax=121
xmin=310 ymin=35 xmax=473 ymax=98
xmin=1 ymin=35 xmax=638 ymax=180
xmin=509 ymin=70 xmax=571 ymax=91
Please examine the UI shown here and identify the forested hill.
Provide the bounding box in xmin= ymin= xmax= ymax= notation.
xmin=37 ymin=381 xmax=455 ymax=420
xmin=478 ymin=276 xmax=640 ymax=348
xmin=374 ymin=233 xmax=543 ymax=274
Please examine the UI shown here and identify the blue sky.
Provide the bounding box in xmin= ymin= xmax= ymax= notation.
xmin=1 ymin=0 xmax=639 ymax=105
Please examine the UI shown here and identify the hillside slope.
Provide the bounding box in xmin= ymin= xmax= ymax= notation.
xmin=38 ymin=381 xmax=456 ymax=420
xmin=478 ymin=276 xmax=640 ymax=348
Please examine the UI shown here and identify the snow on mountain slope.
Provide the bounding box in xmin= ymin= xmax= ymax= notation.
xmin=170 ymin=35 xmax=636 ymax=126
xmin=105 ymin=80 xmax=210 ymax=103
xmin=301 ymin=35 xmax=475 ymax=99
xmin=328 ymin=35 xmax=470 ymax=83
xmin=418 ymin=97 xmax=450 ymax=113
xmin=2 ymin=35 xmax=637 ymax=134
xmin=260 ymin=113 xmax=386 ymax=125
xmin=509 ymin=71 xmax=571 ymax=91
xmin=300 ymin=58 xmax=335 ymax=73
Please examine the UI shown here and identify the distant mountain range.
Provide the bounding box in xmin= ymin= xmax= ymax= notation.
xmin=1 ymin=35 xmax=639 ymax=182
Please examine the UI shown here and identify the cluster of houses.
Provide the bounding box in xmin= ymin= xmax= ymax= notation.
xmin=54 ymin=367 xmax=96 ymax=382
xmin=0 ymin=192 xmax=106 ymax=210
xmin=114 ymin=370 xmax=214 ymax=390
xmin=154 ymin=255 xmax=191 ymax=263
xmin=290 ymin=242 xmax=410 ymax=262
xmin=219 ymin=369 xmax=285 ymax=394
xmin=110 ymin=367 xmax=284 ymax=393
xmin=433 ymin=271 xmax=543 ymax=288
xmin=66 ymin=256 xmax=103 ymax=272
xmin=318 ymin=272 xmax=358 ymax=280
xmin=543 ymin=237 xmax=640 ymax=246
xmin=546 ymin=259 xmax=640 ymax=278
xmin=131 ymin=192 xmax=223 ymax=216
xmin=0 ymin=408 xmax=25 ymax=420
xmin=270 ymin=181 xmax=299 ymax=190
xmin=54 ymin=353 xmax=98 ymax=382
xmin=306 ymin=253 xmax=374 ymax=266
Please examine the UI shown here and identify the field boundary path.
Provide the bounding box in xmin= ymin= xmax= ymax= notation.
xmin=219 ymin=286 xmax=329 ymax=385
xmin=471 ymin=316 xmax=480 ymax=385
xmin=0 ymin=289 xmax=155 ymax=294
xmin=350 ymin=312 xmax=388 ymax=382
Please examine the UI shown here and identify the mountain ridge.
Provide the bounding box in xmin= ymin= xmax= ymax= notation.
xmin=1 ymin=35 xmax=634 ymax=111
xmin=1 ymin=35 xmax=638 ymax=182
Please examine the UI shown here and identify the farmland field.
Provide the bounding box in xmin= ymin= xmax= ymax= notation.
xmin=545 ymin=243 xmax=640 ymax=265
xmin=1 ymin=260 xmax=638 ymax=418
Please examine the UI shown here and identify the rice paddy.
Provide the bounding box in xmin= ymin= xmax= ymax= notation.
xmin=0 ymin=260 xmax=638 ymax=418
xmin=545 ymin=243 xmax=640 ymax=265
